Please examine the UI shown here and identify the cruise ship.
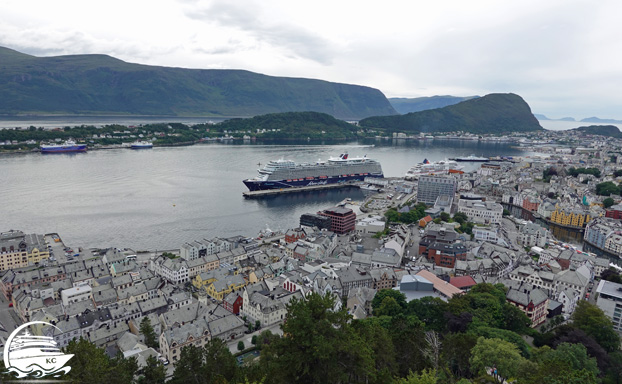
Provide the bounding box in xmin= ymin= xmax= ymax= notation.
xmin=6 ymin=330 xmax=73 ymax=376
xmin=405 ymin=159 xmax=464 ymax=180
xmin=243 ymin=154 xmax=384 ymax=191
xmin=40 ymin=139 xmax=87 ymax=153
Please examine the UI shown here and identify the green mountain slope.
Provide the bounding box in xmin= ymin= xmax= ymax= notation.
xmin=217 ymin=111 xmax=359 ymax=139
xmin=389 ymin=95 xmax=478 ymax=114
xmin=360 ymin=93 xmax=543 ymax=134
xmin=569 ymin=125 xmax=622 ymax=138
xmin=0 ymin=46 xmax=396 ymax=120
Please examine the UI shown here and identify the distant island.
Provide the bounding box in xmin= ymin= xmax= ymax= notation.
xmin=534 ymin=114 xmax=576 ymax=122
xmin=216 ymin=111 xmax=361 ymax=140
xmin=0 ymin=111 xmax=376 ymax=151
xmin=0 ymin=46 xmax=396 ymax=120
xmin=388 ymin=95 xmax=478 ymax=114
xmin=359 ymin=93 xmax=543 ymax=134
xmin=580 ymin=116 xmax=622 ymax=124
xmin=568 ymin=125 xmax=622 ymax=138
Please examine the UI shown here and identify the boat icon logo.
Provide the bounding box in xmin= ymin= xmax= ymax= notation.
xmin=3 ymin=321 xmax=73 ymax=378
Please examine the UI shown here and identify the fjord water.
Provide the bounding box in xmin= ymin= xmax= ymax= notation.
xmin=1 ymin=140 xmax=529 ymax=250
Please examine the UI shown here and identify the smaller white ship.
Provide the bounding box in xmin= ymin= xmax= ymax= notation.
xmin=130 ymin=140 xmax=153 ymax=149
xmin=451 ymin=154 xmax=489 ymax=162
xmin=405 ymin=159 xmax=464 ymax=180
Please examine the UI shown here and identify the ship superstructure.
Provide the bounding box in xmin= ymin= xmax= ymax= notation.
xmin=405 ymin=159 xmax=464 ymax=180
xmin=243 ymin=153 xmax=384 ymax=191
xmin=40 ymin=139 xmax=87 ymax=153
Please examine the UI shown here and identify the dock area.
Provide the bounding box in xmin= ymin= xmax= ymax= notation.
xmin=243 ymin=182 xmax=359 ymax=198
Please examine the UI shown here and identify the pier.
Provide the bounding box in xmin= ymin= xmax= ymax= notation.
xmin=243 ymin=182 xmax=359 ymax=198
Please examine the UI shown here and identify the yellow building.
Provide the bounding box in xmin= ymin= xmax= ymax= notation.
xmin=0 ymin=231 xmax=49 ymax=271
xmin=549 ymin=205 xmax=591 ymax=228
xmin=205 ymin=274 xmax=247 ymax=301
xmin=192 ymin=271 xmax=217 ymax=290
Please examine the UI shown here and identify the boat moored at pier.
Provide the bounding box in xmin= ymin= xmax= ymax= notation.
xmin=243 ymin=154 xmax=384 ymax=191
xmin=40 ymin=139 xmax=87 ymax=153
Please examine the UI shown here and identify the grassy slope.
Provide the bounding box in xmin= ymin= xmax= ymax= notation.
xmin=569 ymin=125 xmax=622 ymax=138
xmin=360 ymin=93 xmax=543 ymax=134
xmin=0 ymin=47 xmax=396 ymax=120
xmin=217 ymin=111 xmax=359 ymax=139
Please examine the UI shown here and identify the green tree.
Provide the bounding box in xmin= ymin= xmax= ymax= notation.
xmin=440 ymin=212 xmax=451 ymax=222
xmin=441 ymin=333 xmax=478 ymax=379
xmin=469 ymin=337 xmax=525 ymax=383
xmin=63 ymin=338 xmax=137 ymax=384
xmin=387 ymin=314 xmax=429 ymax=377
xmin=170 ymin=344 xmax=205 ymax=384
xmin=374 ymin=296 xmax=404 ymax=317
xmin=255 ymin=329 xmax=280 ymax=350
xmin=572 ymin=300 xmax=621 ymax=352
xmin=372 ymin=289 xmax=407 ymax=314
xmin=255 ymin=320 xmax=261 ymax=330
xmin=263 ymin=292 xmax=374 ymax=384
xmin=526 ymin=344 xmax=598 ymax=384
xmin=601 ymin=267 xmax=622 ymax=284
xmin=251 ymin=335 xmax=258 ymax=345
xmin=501 ymin=302 xmax=531 ymax=333
xmin=203 ymin=337 xmax=238 ymax=384
xmin=596 ymin=181 xmax=621 ymax=196
xmin=110 ymin=353 xmax=139 ymax=384
xmin=469 ymin=326 xmax=531 ymax=358
xmin=238 ymin=340 xmax=246 ymax=351
xmin=395 ymin=369 xmax=438 ymax=384
xmin=453 ymin=212 xmax=468 ymax=224
xmin=140 ymin=317 xmax=159 ymax=349
xmin=603 ymin=197 xmax=615 ymax=208
xmin=352 ymin=319 xmax=398 ymax=384
xmin=137 ymin=355 xmax=166 ymax=384
xmin=405 ymin=296 xmax=450 ymax=333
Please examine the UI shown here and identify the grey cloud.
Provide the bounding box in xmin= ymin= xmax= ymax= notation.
xmin=183 ymin=1 xmax=335 ymax=64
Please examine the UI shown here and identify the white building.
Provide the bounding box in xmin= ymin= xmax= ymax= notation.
xmin=61 ymin=285 xmax=93 ymax=307
xmin=457 ymin=199 xmax=503 ymax=224
xmin=518 ymin=223 xmax=548 ymax=248
xmin=596 ymin=280 xmax=622 ymax=333
xmin=473 ymin=225 xmax=500 ymax=243
xmin=150 ymin=256 xmax=189 ymax=284
xmin=355 ymin=216 xmax=385 ymax=234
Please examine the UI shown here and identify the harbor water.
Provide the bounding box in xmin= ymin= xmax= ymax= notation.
xmin=1 ymin=139 xmax=531 ymax=250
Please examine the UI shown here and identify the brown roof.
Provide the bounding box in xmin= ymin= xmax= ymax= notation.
xmin=449 ymin=276 xmax=477 ymax=289
xmin=416 ymin=270 xmax=463 ymax=298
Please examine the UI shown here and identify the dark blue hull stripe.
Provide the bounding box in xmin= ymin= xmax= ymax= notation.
xmin=243 ymin=174 xmax=384 ymax=191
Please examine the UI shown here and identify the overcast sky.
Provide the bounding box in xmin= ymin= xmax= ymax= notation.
xmin=1 ymin=0 xmax=621 ymax=119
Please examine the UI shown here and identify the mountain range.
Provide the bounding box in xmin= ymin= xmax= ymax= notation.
xmin=359 ymin=93 xmax=543 ymax=134
xmin=0 ymin=46 xmax=396 ymax=120
xmin=388 ymin=95 xmax=479 ymax=114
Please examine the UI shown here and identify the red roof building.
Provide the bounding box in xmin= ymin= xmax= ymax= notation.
xmin=419 ymin=216 xmax=433 ymax=228
xmin=319 ymin=207 xmax=356 ymax=234
xmin=223 ymin=292 xmax=243 ymax=315
xmin=449 ymin=276 xmax=477 ymax=291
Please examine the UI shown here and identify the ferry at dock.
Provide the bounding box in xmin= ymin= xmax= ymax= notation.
xmin=243 ymin=153 xmax=384 ymax=191
xmin=40 ymin=139 xmax=87 ymax=153
xmin=130 ymin=140 xmax=153 ymax=149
